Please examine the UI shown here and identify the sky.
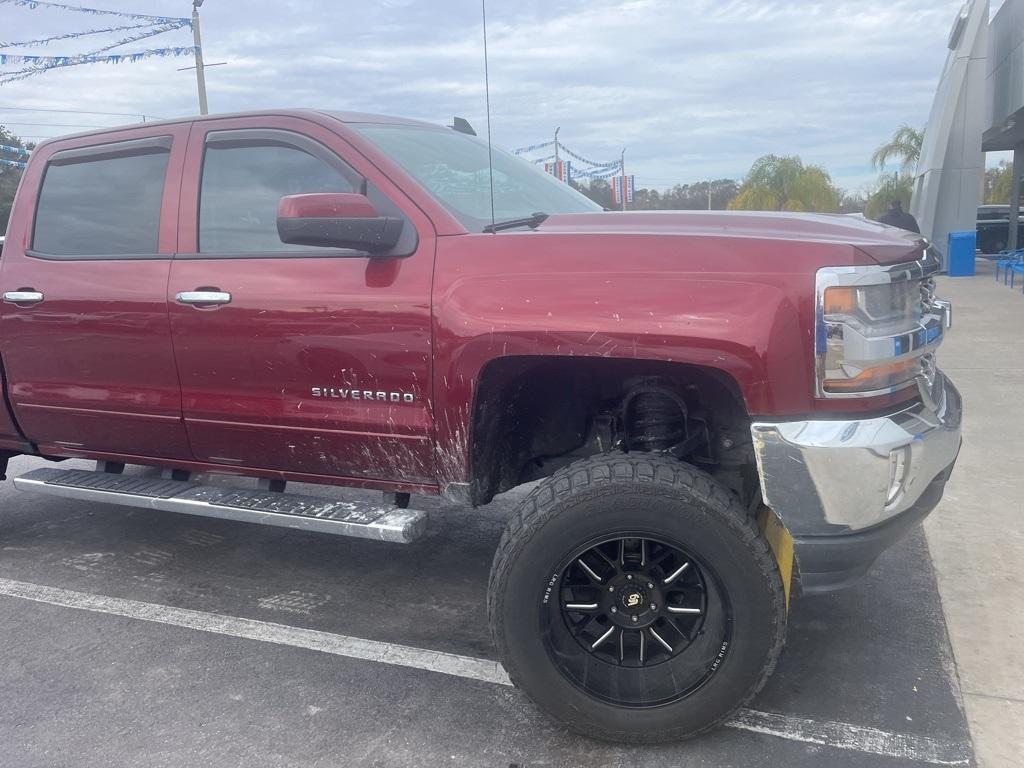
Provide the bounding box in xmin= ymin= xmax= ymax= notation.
xmin=0 ymin=0 xmax=1006 ymax=193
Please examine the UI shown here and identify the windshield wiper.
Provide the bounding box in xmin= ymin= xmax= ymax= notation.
xmin=482 ymin=212 xmax=549 ymax=233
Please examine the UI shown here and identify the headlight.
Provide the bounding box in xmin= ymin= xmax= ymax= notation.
xmin=816 ymin=252 xmax=951 ymax=398
xmin=823 ymin=280 xmax=923 ymax=334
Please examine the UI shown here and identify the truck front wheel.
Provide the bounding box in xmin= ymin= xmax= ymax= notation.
xmin=487 ymin=454 xmax=786 ymax=743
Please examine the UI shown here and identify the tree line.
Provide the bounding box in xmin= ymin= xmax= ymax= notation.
xmin=575 ymin=177 xmax=740 ymax=211
xmin=577 ymin=124 xmax=1016 ymax=218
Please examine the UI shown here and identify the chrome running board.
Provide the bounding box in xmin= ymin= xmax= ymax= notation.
xmin=14 ymin=467 xmax=426 ymax=543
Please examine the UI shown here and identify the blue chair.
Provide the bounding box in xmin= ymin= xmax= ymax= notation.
xmin=1010 ymin=261 xmax=1024 ymax=292
xmin=996 ymin=248 xmax=1024 ymax=283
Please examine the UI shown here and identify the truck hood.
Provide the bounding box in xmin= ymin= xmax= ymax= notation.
xmin=536 ymin=210 xmax=926 ymax=264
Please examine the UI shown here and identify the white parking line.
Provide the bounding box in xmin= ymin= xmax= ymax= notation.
xmin=727 ymin=710 xmax=970 ymax=766
xmin=0 ymin=576 xmax=509 ymax=686
xmin=0 ymin=577 xmax=971 ymax=765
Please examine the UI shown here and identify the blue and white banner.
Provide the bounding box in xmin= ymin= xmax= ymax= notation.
xmin=0 ymin=143 xmax=30 ymax=157
xmin=1 ymin=20 xmax=187 ymax=50
xmin=0 ymin=43 xmax=196 ymax=84
xmin=0 ymin=0 xmax=189 ymax=25
xmin=558 ymin=145 xmax=619 ymax=169
xmin=571 ymin=165 xmax=620 ymax=179
xmin=69 ymin=21 xmax=190 ymax=56
xmin=0 ymin=156 xmax=27 ymax=169
xmin=511 ymin=140 xmax=555 ymax=156
xmin=0 ymin=45 xmax=195 ymax=65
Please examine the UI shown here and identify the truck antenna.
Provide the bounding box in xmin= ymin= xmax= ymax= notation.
xmin=481 ymin=0 xmax=496 ymax=232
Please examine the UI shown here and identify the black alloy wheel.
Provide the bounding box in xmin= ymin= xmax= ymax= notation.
xmin=545 ymin=534 xmax=731 ymax=707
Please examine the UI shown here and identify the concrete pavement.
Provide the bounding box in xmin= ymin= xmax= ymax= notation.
xmin=927 ymin=260 xmax=1024 ymax=767
xmin=0 ymin=455 xmax=972 ymax=766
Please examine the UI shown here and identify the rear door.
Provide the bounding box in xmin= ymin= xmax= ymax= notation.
xmin=0 ymin=125 xmax=192 ymax=459
xmin=167 ymin=116 xmax=435 ymax=483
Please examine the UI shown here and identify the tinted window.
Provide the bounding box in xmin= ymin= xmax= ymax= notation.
xmin=199 ymin=141 xmax=355 ymax=252
xmin=33 ymin=147 xmax=169 ymax=256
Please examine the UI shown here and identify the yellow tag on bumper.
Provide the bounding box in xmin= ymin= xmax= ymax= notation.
xmin=758 ymin=507 xmax=794 ymax=612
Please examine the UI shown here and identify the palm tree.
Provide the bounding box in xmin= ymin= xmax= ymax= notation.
xmin=871 ymin=125 xmax=924 ymax=174
xmin=865 ymin=172 xmax=914 ymax=220
xmin=728 ymin=155 xmax=840 ymax=213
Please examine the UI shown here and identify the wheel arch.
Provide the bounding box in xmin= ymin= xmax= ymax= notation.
xmin=438 ymin=352 xmax=756 ymax=506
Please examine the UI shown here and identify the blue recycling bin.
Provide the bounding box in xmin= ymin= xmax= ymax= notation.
xmin=947 ymin=230 xmax=976 ymax=277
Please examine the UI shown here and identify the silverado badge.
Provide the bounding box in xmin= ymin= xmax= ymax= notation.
xmin=311 ymin=387 xmax=415 ymax=404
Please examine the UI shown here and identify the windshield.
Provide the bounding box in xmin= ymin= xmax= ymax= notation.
xmin=353 ymin=123 xmax=601 ymax=231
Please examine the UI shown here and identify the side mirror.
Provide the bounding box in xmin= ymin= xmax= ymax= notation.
xmin=277 ymin=193 xmax=404 ymax=254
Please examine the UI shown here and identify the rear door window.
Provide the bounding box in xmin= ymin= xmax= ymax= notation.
xmin=33 ymin=139 xmax=170 ymax=256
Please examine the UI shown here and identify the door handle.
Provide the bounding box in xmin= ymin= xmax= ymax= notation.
xmin=175 ymin=290 xmax=231 ymax=306
xmin=3 ymin=290 xmax=44 ymax=305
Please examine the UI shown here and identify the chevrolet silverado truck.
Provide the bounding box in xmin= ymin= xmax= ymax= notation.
xmin=0 ymin=110 xmax=961 ymax=743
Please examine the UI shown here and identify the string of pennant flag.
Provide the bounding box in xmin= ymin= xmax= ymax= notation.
xmin=572 ymin=165 xmax=621 ymax=179
xmin=0 ymin=143 xmax=30 ymax=157
xmin=0 ymin=19 xmax=190 ymax=54
xmin=557 ymin=145 xmax=620 ymax=169
xmin=511 ymin=140 xmax=554 ymax=156
xmin=511 ymin=138 xmax=626 ymax=190
xmin=0 ymin=0 xmax=194 ymax=85
xmin=0 ymin=0 xmax=189 ymax=25
xmin=0 ymin=20 xmax=169 ymax=49
xmin=538 ymin=160 xmax=625 ymax=183
xmin=0 ymin=46 xmax=195 ymax=65
xmin=1 ymin=142 xmax=30 ymax=170
xmin=0 ymin=45 xmax=196 ymax=84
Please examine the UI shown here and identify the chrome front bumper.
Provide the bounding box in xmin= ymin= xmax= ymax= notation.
xmin=751 ymin=370 xmax=962 ymax=537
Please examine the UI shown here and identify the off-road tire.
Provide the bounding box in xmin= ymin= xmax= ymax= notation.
xmin=487 ymin=453 xmax=786 ymax=743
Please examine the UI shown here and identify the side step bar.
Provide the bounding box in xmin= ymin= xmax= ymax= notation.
xmin=13 ymin=468 xmax=427 ymax=544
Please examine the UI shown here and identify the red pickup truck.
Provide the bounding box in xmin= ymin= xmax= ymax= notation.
xmin=0 ymin=110 xmax=961 ymax=743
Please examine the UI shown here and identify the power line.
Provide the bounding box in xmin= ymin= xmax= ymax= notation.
xmin=0 ymin=105 xmax=159 ymax=116
xmin=0 ymin=120 xmax=109 ymax=127
xmin=0 ymin=105 xmax=161 ymax=120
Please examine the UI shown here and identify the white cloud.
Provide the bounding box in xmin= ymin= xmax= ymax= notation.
xmin=0 ymin=0 xmax=973 ymax=190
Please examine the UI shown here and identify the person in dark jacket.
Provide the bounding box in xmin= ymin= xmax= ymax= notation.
xmin=878 ymin=200 xmax=920 ymax=233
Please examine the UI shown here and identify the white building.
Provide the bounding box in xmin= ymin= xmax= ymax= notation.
xmin=912 ymin=0 xmax=1023 ymax=259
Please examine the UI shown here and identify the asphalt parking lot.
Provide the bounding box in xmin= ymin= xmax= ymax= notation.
xmin=0 ymin=453 xmax=974 ymax=767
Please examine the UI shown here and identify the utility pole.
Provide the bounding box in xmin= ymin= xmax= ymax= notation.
xmin=191 ymin=0 xmax=208 ymax=115
xmin=553 ymin=127 xmax=560 ymax=163
xmin=620 ymin=148 xmax=627 ymax=211
xmin=708 ymin=179 xmax=712 ymax=210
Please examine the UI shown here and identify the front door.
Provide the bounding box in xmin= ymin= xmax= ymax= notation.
xmin=0 ymin=124 xmax=193 ymax=459
xmin=167 ymin=116 xmax=435 ymax=484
